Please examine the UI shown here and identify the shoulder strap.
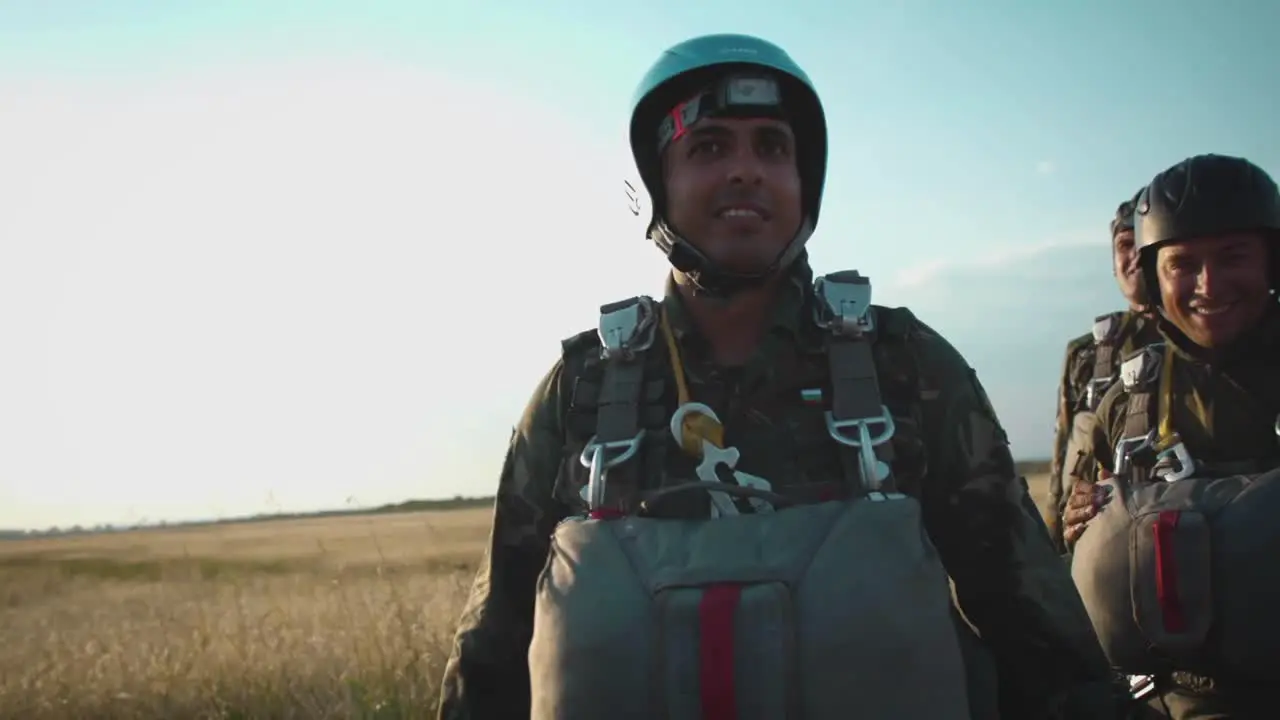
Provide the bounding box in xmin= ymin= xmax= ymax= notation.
xmin=812 ymin=270 xmax=903 ymax=499
xmin=579 ymin=295 xmax=659 ymax=517
xmin=1113 ymin=342 xmax=1166 ymax=482
xmin=1085 ymin=311 xmax=1126 ymax=411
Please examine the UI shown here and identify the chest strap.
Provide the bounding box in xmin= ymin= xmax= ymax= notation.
xmin=579 ymin=296 xmax=658 ymax=518
xmin=1085 ymin=312 xmax=1123 ymax=411
xmin=813 ymin=271 xmax=902 ymax=499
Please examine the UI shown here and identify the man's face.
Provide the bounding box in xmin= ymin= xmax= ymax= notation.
xmin=662 ymin=116 xmax=803 ymax=275
xmin=1112 ymin=229 xmax=1143 ymax=306
xmin=1156 ymin=232 xmax=1272 ymax=348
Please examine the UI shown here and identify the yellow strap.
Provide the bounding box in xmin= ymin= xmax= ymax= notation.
xmin=659 ymin=305 xmax=725 ymax=457
xmin=1157 ymin=347 xmax=1175 ymax=446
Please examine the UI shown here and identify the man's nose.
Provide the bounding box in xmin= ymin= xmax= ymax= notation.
xmin=1195 ymin=261 xmax=1223 ymax=297
xmin=725 ymin=146 xmax=765 ymax=185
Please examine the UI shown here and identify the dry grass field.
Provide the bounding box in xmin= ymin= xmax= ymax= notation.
xmin=0 ymin=471 xmax=1050 ymax=719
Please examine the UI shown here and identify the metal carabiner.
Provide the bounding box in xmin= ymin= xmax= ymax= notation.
xmin=825 ymin=406 xmax=895 ymax=491
xmin=1113 ymin=429 xmax=1157 ymax=476
xmin=1153 ymin=439 xmax=1196 ymax=483
xmin=578 ymin=431 xmax=646 ymax=511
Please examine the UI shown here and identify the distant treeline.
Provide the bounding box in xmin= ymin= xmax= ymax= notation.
xmin=1 ymin=459 xmax=1052 ymax=539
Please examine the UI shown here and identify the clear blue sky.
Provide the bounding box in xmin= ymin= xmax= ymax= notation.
xmin=2 ymin=1 xmax=1277 ymax=529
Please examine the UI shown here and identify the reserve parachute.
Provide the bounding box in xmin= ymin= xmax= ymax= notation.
xmin=1070 ymin=343 xmax=1280 ymax=683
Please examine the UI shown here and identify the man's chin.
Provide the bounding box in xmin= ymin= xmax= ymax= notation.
xmin=707 ymin=258 xmax=777 ymax=277
xmin=698 ymin=244 xmax=785 ymax=274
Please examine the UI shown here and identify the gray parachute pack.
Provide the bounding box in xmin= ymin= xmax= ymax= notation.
xmin=1071 ymin=342 xmax=1280 ymax=684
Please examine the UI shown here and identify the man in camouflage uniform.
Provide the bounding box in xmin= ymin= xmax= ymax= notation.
xmin=438 ymin=33 xmax=1121 ymax=720
xmin=1064 ymin=153 xmax=1280 ymax=718
xmin=1045 ymin=192 xmax=1162 ymax=552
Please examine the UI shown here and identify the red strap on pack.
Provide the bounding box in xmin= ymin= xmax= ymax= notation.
xmin=1153 ymin=510 xmax=1188 ymax=633
xmin=699 ymin=584 xmax=742 ymax=720
xmin=587 ymin=508 xmax=624 ymax=520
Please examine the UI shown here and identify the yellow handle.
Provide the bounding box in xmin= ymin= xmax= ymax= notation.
xmin=659 ymin=305 xmax=725 ymax=458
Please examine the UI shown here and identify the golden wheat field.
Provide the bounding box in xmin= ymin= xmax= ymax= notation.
xmin=0 ymin=473 xmax=1051 ymax=719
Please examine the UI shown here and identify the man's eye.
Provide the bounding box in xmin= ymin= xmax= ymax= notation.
xmin=690 ymin=139 xmax=722 ymax=157
xmin=1221 ymin=251 xmax=1249 ymax=266
xmin=760 ymin=138 xmax=790 ymax=157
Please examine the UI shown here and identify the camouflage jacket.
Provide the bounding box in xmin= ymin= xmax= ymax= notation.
xmin=1089 ymin=308 xmax=1280 ymax=483
xmin=1045 ymin=310 xmax=1159 ymax=549
xmin=437 ymin=268 xmax=1119 ymax=720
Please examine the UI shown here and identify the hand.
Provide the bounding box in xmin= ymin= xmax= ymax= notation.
xmin=1063 ymin=472 xmax=1114 ymax=550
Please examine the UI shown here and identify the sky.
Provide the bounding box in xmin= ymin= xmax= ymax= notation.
xmin=2 ymin=0 xmax=1278 ymax=530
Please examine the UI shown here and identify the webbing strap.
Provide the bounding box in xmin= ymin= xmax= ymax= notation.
xmin=1088 ymin=313 xmax=1121 ymax=410
xmin=1121 ymin=395 xmax=1153 ymax=455
xmin=829 ymin=340 xmax=885 ymax=424
xmin=814 ymin=271 xmax=898 ymax=496
xmin=595 ymin=360 xmax=645 ymax=513
xmin=586 ymin=296 xmax=657 ymax=516
xmin=828 ymin=335 xmax=897 ymax=493
xmin=1117 ymin=342 xmax=1193 ymax=485
xmin=1116 ymin=344 xmax=1163 ymax=483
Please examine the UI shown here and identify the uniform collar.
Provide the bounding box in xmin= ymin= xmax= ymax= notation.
xmin=659 ymin=262 xmax=815 ymax=355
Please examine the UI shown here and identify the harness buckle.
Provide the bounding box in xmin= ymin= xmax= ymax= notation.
xmin=1129 ymin=674 xmax=1157 ymax=702
xmin=1085 ymin=376 xmax=1114 ymax=411
xmin=825 ymin=407 xmax=896 ymax=492
xmin=1114 ymin=429 xmax=1157 ymax=476
xmin=813 ymin=271 xmax=874 ymax=337
xmin=1153 ymin=432 xmax=1197 ymax=482
xmin=1120 ymin=344 xmax=1163 ymax=391
xmin=1092 ymin=314 xmax=1118 ymax=343
xmin=597 ymin=296 xmax=657 ymax=361
xmin=578 ymin=432 xmax=647 ymax=510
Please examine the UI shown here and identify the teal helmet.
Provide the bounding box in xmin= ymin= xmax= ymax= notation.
xmin=629 ymin=33 xmax=828 ymax=297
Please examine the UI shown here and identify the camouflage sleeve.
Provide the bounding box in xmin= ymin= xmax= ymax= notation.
xmin=437 ymin=357 xmax=573 ymax=720
xmin=1046 ymin=337 xmax=1088 ymax=548
xmin=1086 ymin=380 xmax=1127 ymax=480
xmin=910 ymin=325 xmax=1121 ymax=720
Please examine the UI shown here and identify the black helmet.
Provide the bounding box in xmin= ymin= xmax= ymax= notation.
xmin=1134 ymin=153 xmax=1280 ymax=307
xmin=1110 ymin=188 xmax=1142 ymax=239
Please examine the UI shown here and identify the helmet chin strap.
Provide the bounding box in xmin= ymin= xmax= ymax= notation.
xmin=650 ymin=218 xmax=814 ymax=299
